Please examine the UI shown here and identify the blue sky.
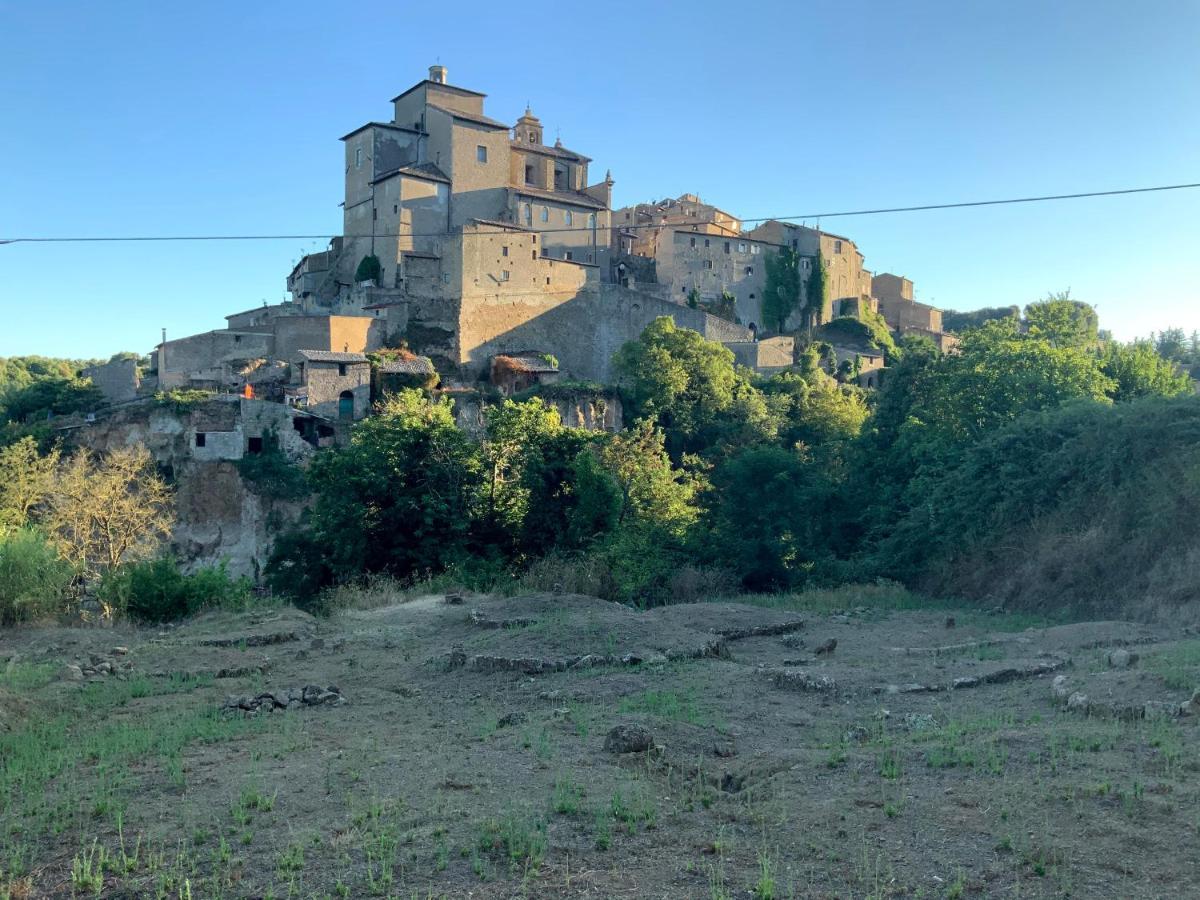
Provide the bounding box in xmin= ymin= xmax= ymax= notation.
xmin=1 ymin=0 xmax=1197 ymax=358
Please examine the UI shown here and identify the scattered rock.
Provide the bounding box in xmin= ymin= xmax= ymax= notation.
xmin=1143 ymin=701 xmax=1178 ymax=721
xmin=310 ymin=638 xmax=325 ymax=650
xmin=1176 ymin=689 xmax=1200 ymax=717
xmin=903 ymin=713 xmax=937 ymax=731
xmin=496 ymin=711 xmax=526 ymax=728
xmin=111 ymin=647 xmax=129 ymax=656
xmin=780 ymin=635 xmax=805 ymax=650
xmin=60 ymin=664 xmax=84 ymax=682
xmin=951 ymin=677 xmax=979 ymax=690
xmin=771 ymin=669 xmax=838 ymax=693
xmin=844 ymin=725 xmax=870 ymax=743
xmin=223 ymin=684 xmax=346 ymax=714
xmin=603 ymin=723 xmax=654 ymax=754
xmin=444 ymin=591 xmax=465 ymax=605
xmin=1051 ymin=674 xmax=1072 ymax=701
xmin=782 ymin=657 xmax=812 ymax=666
xmin=1107 ymin=649 xmax=1138 ymax=669
xmin=713 ymin=742 xmax=738 ymax=758
xmin=814 ymin=638 xmax=837 ymax=656
xmin=1067 ymin=692 xmax=1090 ymax=712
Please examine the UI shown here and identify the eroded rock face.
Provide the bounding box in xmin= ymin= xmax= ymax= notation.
xmin=603 ymin=723 xmax=655 ymax=754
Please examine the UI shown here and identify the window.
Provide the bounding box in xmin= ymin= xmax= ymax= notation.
xmin=745 ymin=266 xmax=754 ymax=275
xmin=338 ymin=363 xmax=347 ymax=376
xmin=522 ymin=203 xmax=532 ymax=225
xmin=738 ymin=242 xmax=747 ymax=253
xmin=834 ymin=240 xmax=843 ymax=254
xmin=355 ymin=147 xmax=363 ymax=169
xmin=195 ymin=432 xmax=206 ymax=448
xmin=532 ymin=249 xmax=537 ymax=260
xmin=502 ymin=245 xmax=509 ymax=257
xmin=749 ymin=293 xmax=755 ymax=300
xmin=724 ymin=242 xmax=731 ymax=254
xmin=525 ymin=164 xmax=535 ymax=185
xmin=247 ymin=437 xmax=263 ymax=454
xmin=564 ymin=210 xmax=573 ymax=225
xmin=540 ymin=207 xmax=549 ymax=223
xmin=689 ymin=237 xmax=696 ymax=248
xmin=588 ymin=213 xmax=596 ymax=228
xmin=791 ymin=239 xmax=798 ymax=249
xmin=393 ymin=204 xmax=398 ymax=214
xmin=704 ymin=259 xmax=714 ymax=270
xmin=751 ymin=244 xmax=759 ymax=255
xmin=476 ymin=145 xmax=488 ymax=163
xmin=373 ymin=208 xmax=377 ymax=220
xmin=501 ymin=270 xmax=510 ymax=281
xmin=704 ymin=239 xmax=710 ymax=248
xmin=565 ymin=251 xmax=573 ymax=261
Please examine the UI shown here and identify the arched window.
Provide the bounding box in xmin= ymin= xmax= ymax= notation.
xmin=338 ymin=390 xmax=355 ymax=421
xmin=588 ymin=213 xmax=597 ymax=228
xmin=522 ymin=203 xmax=532 ymax=225
xmin=564 ymin=210 xmax=573 ymax=226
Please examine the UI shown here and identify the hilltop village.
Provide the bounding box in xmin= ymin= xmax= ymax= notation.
xmin=65 ymin=65 xmax=958 ymax=573
xmin=85 ymin=64 xmax=953 ymax=421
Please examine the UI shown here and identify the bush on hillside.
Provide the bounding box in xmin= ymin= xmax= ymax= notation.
xmin=99 ymin=557 xmax=253 ymax=623
xmin=0 ymin=528 xmax=74 ymax=625
xmin=876 ymin=396 xmax=1200 ymax=617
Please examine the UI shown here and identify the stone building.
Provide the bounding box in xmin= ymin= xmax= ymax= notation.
xmin=286 ymin=350 xmax=371 ymax=420
xmin=611 ymin=194 xmax=742 ymax=258
xmin=333 ymin=65 xmax=613 ymax=301
xmin=872 ymin=273 xmax=957 ymax=351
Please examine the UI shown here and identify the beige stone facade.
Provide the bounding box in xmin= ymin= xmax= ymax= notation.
xmin=288 ymin=351 xmax=371 ymax=421
xmin=329 ymin=66 xmax=613 ymax=302
xmin=872 ymin=272 xmax=956 ymax=350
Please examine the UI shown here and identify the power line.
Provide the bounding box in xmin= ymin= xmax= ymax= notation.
xmin=2 ymin=181 xmax=1197 ymax=245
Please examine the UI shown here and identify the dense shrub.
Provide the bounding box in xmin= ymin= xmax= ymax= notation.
xmin=99 ymin=557 xmax=252 ymax=623
xmin=0 ymin=528 xmax=74 ymax=625
xmin=875 ymin=396 xmax=1200 ymax=617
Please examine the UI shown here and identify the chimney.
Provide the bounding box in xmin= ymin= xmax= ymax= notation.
xmin=429 ymin=64 xmax=447 ymax=84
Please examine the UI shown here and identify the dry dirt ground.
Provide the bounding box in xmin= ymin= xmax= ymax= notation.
xmin=1 ymin=589 xmax=1198 ymax=899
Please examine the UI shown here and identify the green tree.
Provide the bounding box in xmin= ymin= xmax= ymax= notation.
xmin=0 ymin=437 xmax=60 ymax=529
xmin=268 ymin=390 xmax=481 ymax=595
xmin=613 ymin=317 xmax=774 ymax=459
xmin=805 ymin=251 xmax=827 ymax=328
xmin=1100 ymin=340 xmax=1192 ymax=401
xmin=763 ymin=247 xmax=801 ymax=333
xmin=1024 ymin=292 xmax=1099 ymax=349
xmin=354 ymin=254 xmax=382 ymax=285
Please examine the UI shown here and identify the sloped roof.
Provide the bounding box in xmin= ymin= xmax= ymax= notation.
xmin=295 ymin=350 xmax=368 ymax=364
xmin=428 ymin=104 xmax=509 ymax=130
xmin=512 ymin=141 xmax=592 ymax=163
xmin=494 ymin=353 xmax=559 ymax=374
xmin=340 ymin=121 xmax=423 ymax=142
xmin=377 ymin=356 xmax=435 ymax=376
xmin=514 ymin=184 xmax=608 ymax=210
xmin=371 ymin=162 xmax=450 ymax=185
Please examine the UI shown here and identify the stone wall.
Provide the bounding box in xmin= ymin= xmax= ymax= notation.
xmin=82 ymin=357 xmax=140 ymax=404
xmin=66 ymin=397 xmax=316 ymax=578
xmin=158 ymin=331 xmax=274 ymax=389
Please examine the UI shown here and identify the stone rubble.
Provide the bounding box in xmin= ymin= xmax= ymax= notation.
xmin=222 ymin=684 xmax=347 ymax=714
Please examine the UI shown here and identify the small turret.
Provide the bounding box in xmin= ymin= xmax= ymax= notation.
xmin=428 ymin=64 xmax=447 ymax=84
xmin=513 ymin=106 xmax=542 ymax=144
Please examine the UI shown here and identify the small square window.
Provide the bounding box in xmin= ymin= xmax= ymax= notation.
xmin=247 ymin=436 xmax=264 ymax=454
xmin=501 ymin=270 xmax=510 ymax=281
xmin=745 ymin=266 xmax=753 ymax=275
xmin=476 ymin=145 xmax=488 ymax=163
xmin=704 ymin=239 xmax=710 ymax=248
xmin=704 ymin=260 xmax=714 ymax=270
xmin=502 ymin=246 xmax=509 ymax=257
xmin=565 ymin=251 xmax=573 ymax=261
xmin=738 ymin=242 xmax=746 ymax=252
xmin=393 ymin=204 xmax=398 ymax=214
xmin=724 ymin=242 xmax=730 ymax=254
xmin=338 ymin=363 xmax=347 ymax=376
xmin=195 ymin=432 xmax=206 ymax=448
